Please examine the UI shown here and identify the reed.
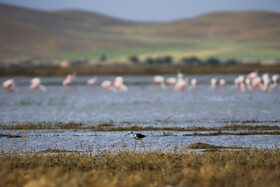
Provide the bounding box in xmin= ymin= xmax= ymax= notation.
xmin=0 ymin=148 xmax=279 ymax=186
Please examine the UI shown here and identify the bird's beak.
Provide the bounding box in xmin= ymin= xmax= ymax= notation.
xmin=125 ymin=133 xmax=130 ymax=137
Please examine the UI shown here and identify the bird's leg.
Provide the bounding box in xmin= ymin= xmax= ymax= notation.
xmin=133 ymin=140 xmax=136 ymax=152
xmin=141 ymin=140 xmax=146 ymax=151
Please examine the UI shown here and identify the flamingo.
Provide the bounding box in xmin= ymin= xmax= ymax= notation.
xmin=87 ymin=76 xmax=98 ymax=87
xmin=210 ymin=78 xmax=217 ymax=90
xmin=166 ymin=77 xmax=176 ymax=91
xmin=231 ymin=77 xmax=239 ymax=91
xmin=101 ymin=80 xmax=112 ymax=92
xmin=260 ymin=73 xmax=271 ymax=92
xmin=245 ymin=78 xmax=252 ymax=91
xmin=30 ymin=78 xmax=47 ymax=92
xmin=2 ymin=79 xmax=16 ymax=92
xmin=113 ymin=76 xmax=128 ymax=92
xmin=219 ymin=79 xmax=226 ymax=89
xmin=189 ymin=78 xmax=197 ymax=91
xmin=247 ymin=72 xmax=258 ymax=80
xmin=153 ymin=75 xmax=166 ymax=90
xmin=271 ymin=74 xmax=279 ymax=90
xmin=237 ymin=75 xmax=246 ymax=92
xmin=174 ymin=73 xmax=185 ymax=92
xmin=63 ymin=73 xmax=76 ymax=86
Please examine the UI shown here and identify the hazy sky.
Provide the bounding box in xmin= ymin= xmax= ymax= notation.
xmin=1 ymin=0 xmax=280 ymax=21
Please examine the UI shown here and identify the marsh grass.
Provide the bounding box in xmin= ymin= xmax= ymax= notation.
xmin=1 ymin=122 xmax=279 ymax=132
xmin=187 ymin=142 xmax=243 ymax=150
xmin=0 ymin=148 xmax=279 ymax=186
xmin=37 ymin=149 xmax=80 ymax=153
xmin=183 ymin=131 xmax=280 ymax=136
xmin=0 ymin=133 xmax=22 ymax=138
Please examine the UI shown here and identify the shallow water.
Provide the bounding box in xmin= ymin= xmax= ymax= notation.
xmin=1 ymin=130 xmax=279 ymax=152
xmin=0 ymin=75 xmax=280 ymax=151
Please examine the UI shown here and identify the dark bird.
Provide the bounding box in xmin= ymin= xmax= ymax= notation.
xmin=125 ymin=131 xmax=146 ymax=151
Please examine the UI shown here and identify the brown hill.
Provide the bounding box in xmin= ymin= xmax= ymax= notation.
xmin=0 ymin=3 xmax=280 ymax=60
xmin=109 ymin=11 xmax=280 ymax=41
xmin=0 ymin=3 xmax=144 ymax=59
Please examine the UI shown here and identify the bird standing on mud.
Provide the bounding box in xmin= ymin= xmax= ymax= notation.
xmin=125 ymin=131 xmax=146 ymax=151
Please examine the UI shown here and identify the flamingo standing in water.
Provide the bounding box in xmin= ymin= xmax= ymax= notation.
xmin=260 ymin=73 xmax=271 ymax=92
xmin=247 ymin=72 xmax=258 ymax=80
xmin=174 ymin=73 xmax=186 ymax=92
xmin=153 ymin=75 xmax=166 ymax=90
xmin=101 ymin=80 xmax=112 ymax=92
xmin=188 ymin=78 xmax=197 ymax=91
xmin=2 ymin=79 xmax=16 ymax=92
xmin=166 ymin=77 xmax=176 ymax=91
xmin=219 ymin=79 xmax=226 ymax=89
xmin=63 ymin=73 xmax=76 ymax=90
xmin=87 ymin=76 xmax=98 ymax=87
xmin=30 ymin=78 xmax=47 ymax=92
xmin=245 ymin=78 xmax=252 ymax=91
xmin=237 ymin=75 xmax=246 ymax=92
xmin=271 ymin=74 xmax=279 ymax=91
xmin=210 ymin=78 xmax=217 ymax=90
xmin=113 ymin=76 xmax=128 ymax=92
xmin=247 ymin=72 xmax=258 ymax=91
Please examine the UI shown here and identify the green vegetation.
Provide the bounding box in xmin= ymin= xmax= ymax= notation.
xmin=58 ymin=38 xmax=280 ymax=62
xmin=0 ymin=149 xmax=279 ymax=186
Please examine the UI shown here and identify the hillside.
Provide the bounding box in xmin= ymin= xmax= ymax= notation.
xmin=0 ymin=3 xmax=146 ymax=59
xmin=0 ymin=3 xmax=280 ymax=61
xmin=109 ymin=11 xmax=280 ymax=41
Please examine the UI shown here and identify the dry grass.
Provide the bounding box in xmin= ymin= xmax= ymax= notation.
xmin=186 ymin=142 xmax=244 ymax=151
xmin=183 ymin=131 xmax=280 ymax=136
xmin=0 ymin=148 xmax=279 ymax=187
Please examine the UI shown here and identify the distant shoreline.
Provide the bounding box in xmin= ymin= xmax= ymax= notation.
xmin=1 ymin=64 xmax=280 ymax=76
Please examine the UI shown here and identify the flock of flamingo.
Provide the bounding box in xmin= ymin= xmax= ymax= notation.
xmin=2 ymin=72 xmax=279 ymax=93
xmin=153 ymin=72 xmax=279 ymax=92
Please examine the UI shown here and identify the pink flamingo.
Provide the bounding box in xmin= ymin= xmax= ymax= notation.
xmin=245 ymin=78 xmax=252 ymax=91
xmin=189 ymin=78 xmax=197 ymax=91
xmin=271 ymin=74 xmax=279 ymax=91
xmin=210 ymin=78 xmax=217 ymax=90
xmin=174 ymin=73 xmax=185 ymax=92
xmin=113 ymin=76 xmax=128 ymax=92
xmin=237 ymin=75 xmax=246 ymax=92
xmin=2 ymin=79 xmax=16 ymax=92
xmin=30 ymin=78 xmax=47 ymax=92
xmin=260 ymin=73 xmax=271 ymax=92
xmin=166 ymin=77 xmax=176 ymax=91
xmin=153 ymin=75 xmax=166 ymax=90
xmin=219 ymin=79 xmax=226 ymax=89
xmin=87 ymin=76 xmax=98 ymax=87
xmin=63 ymin=73 xmax=76 ymax=90
xmin=101 ymin=80 xmax=112 ymax=92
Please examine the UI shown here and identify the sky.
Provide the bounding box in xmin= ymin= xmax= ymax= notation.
xmin=0 ymin=0 xmax=280 ymax=21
